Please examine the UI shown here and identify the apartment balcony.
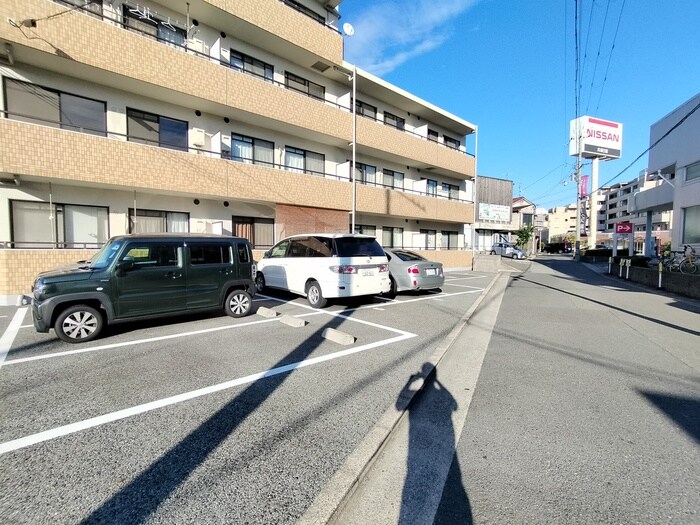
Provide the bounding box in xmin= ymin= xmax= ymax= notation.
xmin=0 ymin=0 xmax=472 ymax=178
xmin=0 ymin=119 xmax=473 ymax=224
xmin=201 ymin=0 xmax=343 ymax=64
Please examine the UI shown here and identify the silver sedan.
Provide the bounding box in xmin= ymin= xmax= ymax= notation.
xmin=383 ymin=249 xmax=444 ymax=296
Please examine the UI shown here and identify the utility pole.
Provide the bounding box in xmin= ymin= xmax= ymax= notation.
xmin=574 ymin=132 xmax=582 ymax=258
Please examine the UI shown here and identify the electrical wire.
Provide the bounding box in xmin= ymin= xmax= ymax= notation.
xmin=594 ymin=0 xmax=626 ymax=114
xmin=594 ymin=99 xmax=700 ymax=193
xmin=585 ymin=0 xmax=611 ymax=113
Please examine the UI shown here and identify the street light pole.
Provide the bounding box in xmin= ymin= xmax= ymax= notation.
xmin=351 ymin=63 xmax=357 ymax=233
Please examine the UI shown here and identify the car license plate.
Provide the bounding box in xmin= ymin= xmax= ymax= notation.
xmin=425 ymin=268 xmax=436 ymax=276
xmin=361 ymin=269 xmax=375 ymax=276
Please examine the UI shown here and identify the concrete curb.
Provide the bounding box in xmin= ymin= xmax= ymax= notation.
xmin=298 ymin=271 xmax=503 ymax=524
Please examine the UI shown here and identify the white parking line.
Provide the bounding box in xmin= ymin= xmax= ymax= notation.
xmin=0 ymin=309 xmax=27 ymax=369
xmin=5 ymin=316 xmax=283 ymax=366
xmin=0 ymin=329 xmax=416 ymax=456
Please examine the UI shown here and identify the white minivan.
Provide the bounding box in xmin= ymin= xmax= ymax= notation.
xmin=255 ymin=233 xmax=390 ymax=307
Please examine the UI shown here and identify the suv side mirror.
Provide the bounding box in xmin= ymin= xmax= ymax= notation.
xmin=117 ymin=257 xmax=135 ymax=272
xmin=263 ymin=250 xmax=270 ymax=258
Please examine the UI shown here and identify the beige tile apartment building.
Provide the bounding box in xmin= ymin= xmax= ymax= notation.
xmin=0 ymin=0 xmax=477 ymax=300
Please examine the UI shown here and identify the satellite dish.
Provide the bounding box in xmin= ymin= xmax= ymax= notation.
xmin=342 ymin=22 xmax=355 ymax=36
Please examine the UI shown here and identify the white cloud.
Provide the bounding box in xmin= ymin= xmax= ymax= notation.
xmin=343 ymin=0 xmax=479 ymax=75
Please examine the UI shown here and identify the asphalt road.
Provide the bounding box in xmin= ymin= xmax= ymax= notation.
xmin=0 ymin=270 xmax=490 ymax=524
xmin=333 ymin=256 xmax=700 ymax=525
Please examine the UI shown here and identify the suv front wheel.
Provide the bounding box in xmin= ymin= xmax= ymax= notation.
xmin=225 ymin=290 xmax=252 ymax=318
xmin=55 ymin=304 xmax=104 ymax=343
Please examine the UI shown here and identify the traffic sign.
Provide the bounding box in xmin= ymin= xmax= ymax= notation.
xmin=615 ymin=222 xmax=633 ymax=234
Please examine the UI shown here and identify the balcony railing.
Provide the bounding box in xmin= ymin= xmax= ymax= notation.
xmin=1 ymin=110 xmax=474 ymax=204
xmin=49 ymin=0 xmax=473 ymax=157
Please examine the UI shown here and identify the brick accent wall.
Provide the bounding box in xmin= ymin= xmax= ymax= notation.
xmin=0 ymin=249 xmax=96 ymax=297
xmin=275 ymin=205 xmax=349 ymax=239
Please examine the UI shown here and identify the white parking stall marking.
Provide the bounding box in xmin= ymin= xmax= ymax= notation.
xmin=444 ymin=275 xmax=487 ymax=282
xmin=0 ymin=326 xmax=416 ymax=455
xmin=5 ymin=316 xmax=284 ymax=366
xmin=443 ymin=283 xmax=488 ymax=290
xmin=0 ymin=308 xmax=27 ymax=369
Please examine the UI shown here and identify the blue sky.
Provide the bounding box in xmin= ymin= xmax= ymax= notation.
xmin=339 ymin=0 xmax=700 ymax=210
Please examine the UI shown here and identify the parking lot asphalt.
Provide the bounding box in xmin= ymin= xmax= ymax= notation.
xmin=0 ymin=270 xmax=495 ymax=524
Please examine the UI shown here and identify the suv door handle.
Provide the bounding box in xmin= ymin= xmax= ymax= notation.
xmin=221 ymin=269 xmax=233 ymax=275
xmin=165 ymin=271 xmax=182 ymax=279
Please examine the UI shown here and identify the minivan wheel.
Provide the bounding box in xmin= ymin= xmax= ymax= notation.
xmin=55 ymin=305 xmax=103 ymax=343
xmin=225 ymin=290 xmax=252 ymax=318
xmin=306 ymin=281 xmax=327 ymax=308
xmin=255 ymin=273 xmax=266 ymax=293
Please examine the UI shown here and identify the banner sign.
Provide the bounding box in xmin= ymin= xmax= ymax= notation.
xmin=478 ymin=203 xmax=510 ymax=222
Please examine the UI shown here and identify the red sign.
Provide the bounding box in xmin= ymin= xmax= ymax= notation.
xmin=616 ymin=222 xmax=633 ymax=234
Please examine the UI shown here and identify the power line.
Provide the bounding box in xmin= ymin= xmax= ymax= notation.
xmin=585 ymin=0 xmax=611 ymax=113
xmin=594 ymin=0 xmax=626 ymax=114
xmin=594 ymin=99 xmax=700 ymax=192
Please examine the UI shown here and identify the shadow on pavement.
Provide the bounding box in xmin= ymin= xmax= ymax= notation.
xmin=396 ymin=363 xmax=473 ymax=525
xmin=639 ymin=391 xmax=700 ymax=444
xmin=512 ymin=275 xmax=700 ymax=338
xmin=79 ymin=313 xmax=350 ymax=525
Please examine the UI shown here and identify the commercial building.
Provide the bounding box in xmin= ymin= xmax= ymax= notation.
xmin=0 ymin=0 xmax=476 ymax=300
xmin=630 ymin=92 xmax=699 ymax=254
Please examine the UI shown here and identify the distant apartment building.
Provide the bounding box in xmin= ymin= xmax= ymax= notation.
xmin=546 ymin=203 xmax=578 ymax=240
xmin=600 ymin=175 xmax=672 ymax=252
xmin=0 ymin=0 xmax=477 ymax=299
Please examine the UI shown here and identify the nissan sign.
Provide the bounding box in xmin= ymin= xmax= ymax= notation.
xmin=570 ymin=116 xmax=623 ymax=159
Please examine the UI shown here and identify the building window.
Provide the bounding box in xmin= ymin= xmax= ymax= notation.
xmin=129 ymin=208 xmax=189 ymax=233
xmin=285 ymin=72 xmax=325 ymax=100
xmin=354 ymin=162 xmax=377 ymax=185
xmin=383 ymin=169 xmax=404 ymax=190
xmin=682 ymin=205 xmax=700 ymax=244
xmin=232 ymin=134 xmax=274 ymax=166
xmin=384 ymin=111 xmax=405 ymax=130
xmin=232 ymin=216 xmax=274 ymax=249
xmin=522 ymin=213 xmax=533 ymax=225
xmin=420 ymin=229 xmax=437 ymax=250
xmin=11 ymin=200 xmax=108 ymax=248
xmin=355 ymin=100 xmax=377 ymax=119
xmin=428 ymin=129 xmax=439 ymax=142
xmin=443 ymin=135 xmax=460 ymax=149
xmin=123 ymin=6 xmax=186 ymax=47
xmin=442 ymin=182 xmax=460 ymax=200
xmin=382 ymin=227 xmax=403 ymax=248
xmin=354 ymin=224 xmax=377 ymax=237
xmin=441 ymin=230 xmax=458 ymax=249
xmin=127 ymin=108 xmax=188 ymax=151
xmin=284 ymin=147 xmax=325 ymax=175
xmin=423 ymin=178 xmax=438 ymax=196
xmin=4 ymin=79 xmax=106 ymax=136
xmin=686 ymin=161 xmax=700 ymax=182
xmin=230 ymin=50 xmax=273 ymax=81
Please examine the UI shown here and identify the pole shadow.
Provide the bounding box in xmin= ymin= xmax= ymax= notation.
xmin=79 ymin=313 xmax=349 ymax=524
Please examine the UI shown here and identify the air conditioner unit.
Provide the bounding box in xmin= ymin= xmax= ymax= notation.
xmin=191 ymin=128 xmax=206 ymax=147
xmin=188 ymin=38 xmax=209 ymax=55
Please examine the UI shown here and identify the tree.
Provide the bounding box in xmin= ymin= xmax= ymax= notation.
xmin=515 ymin=224 xmax=535 ymax=248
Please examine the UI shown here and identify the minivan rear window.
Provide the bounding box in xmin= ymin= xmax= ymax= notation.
xmin=334 ymin=237 xmax=385 ymax=257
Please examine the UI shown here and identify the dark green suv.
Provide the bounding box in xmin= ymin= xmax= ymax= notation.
xmin=31 ymin=234 xmax=256 ymax=343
